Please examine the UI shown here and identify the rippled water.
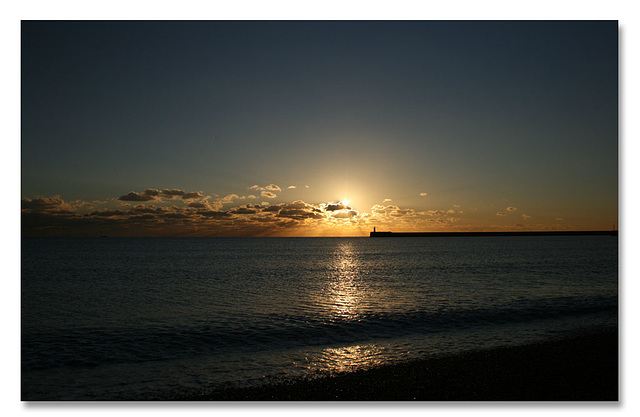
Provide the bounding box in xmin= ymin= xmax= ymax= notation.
xmin=21 ymin=236 xmax=618 ymax=400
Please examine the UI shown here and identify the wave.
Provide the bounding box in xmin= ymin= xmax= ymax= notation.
xmin=21 ymin=294 xmax=617 ymax=371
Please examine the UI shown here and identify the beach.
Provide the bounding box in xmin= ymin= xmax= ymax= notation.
xmin=186 ymin=329 xmax=618 ymax=401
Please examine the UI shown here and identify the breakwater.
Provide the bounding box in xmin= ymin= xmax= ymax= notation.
xmin=370 ymin=231 xmax=617 ymax=237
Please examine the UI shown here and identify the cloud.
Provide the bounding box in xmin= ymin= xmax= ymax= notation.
xmin=371 ymin=204 xmax=400 ymax=214
xmin=130 ymin=205 xmax=170 ymax=215
xmin=117 ymin=190 xmax=158 ymax=202
xmin=277 ymin=208 xmax=325 ymax=220
xmin=370 ymin=204 xmax=417 ymax=218
xmin=21 ymin=196 xmax=74 ymax=213
xmin=251 ymin=184 xmax=281 ymax=192
xmin=496 ymin=212 xmax=506 ymax=216
xmin=199 ymin=210 xmax=233 ymax=219
xmin=324 ymin=201 xmax=352 ymax=211
xmin=305 ymin=185 xmax=310 ymax=189
xmin=232 ymin=207 xmax=258 ymax=215
xmin=87 ymin=209 xmax=127 ymax=217
xmin=188 ymin=201 xmax=210 ymax=209
xmin=182 ymin=191 xmax=204 ymax=200
xmin=117 ymin=188 xmax=206 ymax=202
xmin=332 ymin=210 xmax=359 ymax=219
xmin=390 ymin=208 xmax=414 ymax=217
xmin=287 ymin=185 xmax=296 ymax=189
xmin=22 ymin=185 xmax=472 ymax=237
xmin=522 ymin=214 xmax=531 ymax=220
xmin=507 ymin=207 xmax=517 ymax=211
xmin=254 ymin=201 xmax=327 ymax=221
xmin=420 ymin=192 xmax=427 ymax=196
xmin=160 ymin=189 xmax=185 ymax=199
xmin=24 ymin=192 xmax=347 ymax=237
xmin=220 ymin=194 xmax=240 ymax=204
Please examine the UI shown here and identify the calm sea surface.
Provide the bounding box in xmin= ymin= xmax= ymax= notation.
xmin=21 ymin=236 xmax=618 ymax=400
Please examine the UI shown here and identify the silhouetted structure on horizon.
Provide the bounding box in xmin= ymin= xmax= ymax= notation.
xmin=369 ymin=230 xmax=618 ymax=237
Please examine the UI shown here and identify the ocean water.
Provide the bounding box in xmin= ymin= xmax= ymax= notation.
xmin=21 ymin=236 xmax=618 ymax=400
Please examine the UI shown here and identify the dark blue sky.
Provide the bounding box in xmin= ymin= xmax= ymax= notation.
xmin=21 ymin=21 xmax=618 ymax=235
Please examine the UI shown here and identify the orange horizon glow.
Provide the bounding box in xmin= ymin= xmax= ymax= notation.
xmin=21 ymin=184 xmax=618 ymax=238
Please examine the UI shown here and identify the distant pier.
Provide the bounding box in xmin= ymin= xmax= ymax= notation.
xmin=370 ymin=231 xmax=618 ymax=237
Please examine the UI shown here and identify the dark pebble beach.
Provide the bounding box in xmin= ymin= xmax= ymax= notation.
xmin=183 ymin=329 xmax=618 ymax=401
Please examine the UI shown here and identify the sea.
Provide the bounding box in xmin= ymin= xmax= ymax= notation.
xmin=21 ymin=236 xmax=618 ymax=400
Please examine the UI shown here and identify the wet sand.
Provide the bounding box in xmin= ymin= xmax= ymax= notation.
xmin=185 ymin=329 xmax=618 ymax=401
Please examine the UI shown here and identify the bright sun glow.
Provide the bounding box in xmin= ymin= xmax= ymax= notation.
xmin=342 ymin=199 xmax=350 ymax=206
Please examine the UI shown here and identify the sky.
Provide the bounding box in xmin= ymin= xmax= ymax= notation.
xmin=21 ymin=20 xmax=619 ymax=237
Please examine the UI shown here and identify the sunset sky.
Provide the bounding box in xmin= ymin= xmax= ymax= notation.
xmin=21 ymin=20 xmax=618 ymax=237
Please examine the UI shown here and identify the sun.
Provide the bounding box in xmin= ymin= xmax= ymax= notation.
xmin=342 ymin=199 xmax=350 ymax=207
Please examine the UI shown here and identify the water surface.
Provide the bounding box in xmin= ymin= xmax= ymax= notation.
xmin=22 ymin=236 xmax=618 ymax=400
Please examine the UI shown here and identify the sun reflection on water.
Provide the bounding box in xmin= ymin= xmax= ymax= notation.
xmin=305 ymin=344 xmax=387 ymax=375
xmin=298 ymin=242 xmax=390 ymax=374
xmin=326 ymin=242 xmax=369 ymax=320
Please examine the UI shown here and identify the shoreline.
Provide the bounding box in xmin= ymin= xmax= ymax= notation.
xmin=182 ymin=329 xmax=618 ymax=401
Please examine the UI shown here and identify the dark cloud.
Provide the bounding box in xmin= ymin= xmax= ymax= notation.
xmin=507 ymin=207 xmax=517 ymax=211
xmin=21 ymin=196 xmax=74 ymax=213
xmin=160 ymin=189 xmax=185 ymax=198
xmin=255 ymin=201 xmax=327 ymax=221
xmin=277 ymin=209 xmax=324 ymax=220
xmin=164 ymin=212 xmax=191 ymax=219
xmin=182 ymin=191 xmax=203 ymax=200
xmin=199 ymin=210 xmax=233 ymax=219
xmin=262 ymin=205 xmax=281 ymax=212
xmin=22 ymin=193 xmax=361 ymax=237
xmin=130 ymin=205 xmax=165 ymax=215
xmin=118 ymin=188 xmax=204 ymax=202
xmin=261 ymin=191 xmax=277 ymax=199
xmin=117 ymin=190 xmax=157 ymax=202
xmin=232 ymin=207 xmax=257 ymax=215
xmin=276 ymin=202 xmax=326 ymax=219
xmin=87 ymin=210 xmax=127 ymax=217
xmin=325 ymin=201 xmax=352 ymax=211
xmin=276 ymin=207 xmax=325 ymax=220
xmin=129 ymin=214 xmax=159 ymax=221
xmin=143 ymin=189 xmax=161 ymax=196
